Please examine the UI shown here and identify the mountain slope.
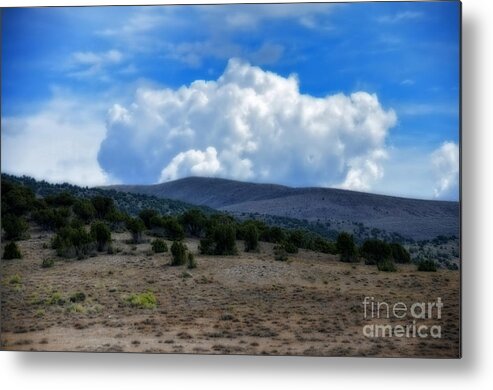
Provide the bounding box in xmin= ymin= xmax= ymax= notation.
xmin=104 ymin=177 xmax=460 ymax=241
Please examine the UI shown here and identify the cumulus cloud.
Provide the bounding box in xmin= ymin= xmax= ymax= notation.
xmin=431 ymin=141 xmax=459 ymax=199
xmin=99 ymin=59 xmax=397 ymax=189
xmin=2 ymin=96 xmax=110 ymax=187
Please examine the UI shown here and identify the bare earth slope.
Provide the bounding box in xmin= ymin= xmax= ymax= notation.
xmin=105 ymin=177 xmax=460 ymax=241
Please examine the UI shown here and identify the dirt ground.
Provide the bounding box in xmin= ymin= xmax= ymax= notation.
xmin=1 ymin=227 xmax=460 ymax=357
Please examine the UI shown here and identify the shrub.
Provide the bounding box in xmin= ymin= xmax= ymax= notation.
xmin=273 ymin=245 xmax=288 ymax=261
xmin=390 ymin=243 xmax=411 ymax=263
xmin=73 ymin=199 xmax=96 ymax=223
xmin=69 ymin=292 xmax=86 ymax=303
xmin=32 ymin=208 xmax=70 ymax=231
xmin=45 ymin=191 xmax=75 ymax=207
xmin=139 ymin=209 xmax=159 ymax=229
xmin=170 ymin=241 xmax=188 ymax=266
xmin=360 ymin=239 xmax=392 ymax=265
xmin=2 ymin=214 xmax=29 ymax=240
xmin=417 ymin=259 xmax=437 ymax=272
xmin=3 ymin=242 xmax=22 ymax=259
xmin=337 ymin=232 xmax=358 ymax=263
xmin=1 ymin=180 xmax=36 ymax=216
xmin=52 ymin=226 xmax=95 ymax=258
xmin=126 ymin=217 xmax=146 ymax=243
xmin=41 ymin=258 xmax=55 ymax=268
xmin=199 ymin=224 xmax=237 ymax=255
xmin=377 ymin=257 xmax=397 ymax=272
xmin=243 ymin=223 xmax=259 ymax=252
xmin=180 ymin=209 xmax=207 ymax=237
xmin=91 ymin=196 xmax=115 ymax=219
xmin=90 ymin=221 xmax=112 ymax=251
xmin=126 ymin=291 xmax=157 ymax=309
xmin=162 ymin=217 xmax=185 ymax=241
xmin=260 ymin=226 xmax=285 ymax=243
xmin=151 ymin=238 xmax=168 ymax=253
xmin=310 ymin=237 xmax=337 ymax=254
xmin=187 ymin=252 xmax=197 ymax=269
xmin=288 ymin=230 xmax=306 ymax=248
xmin=282 ymin=240 xmax=298 ymax=254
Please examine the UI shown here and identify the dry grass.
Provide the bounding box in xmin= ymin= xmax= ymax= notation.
xmin=0 ymin=226 xmax=460 ymax=357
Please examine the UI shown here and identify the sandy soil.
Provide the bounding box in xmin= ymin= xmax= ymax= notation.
xmin=1 ymin=228 xmax=460 ymax=357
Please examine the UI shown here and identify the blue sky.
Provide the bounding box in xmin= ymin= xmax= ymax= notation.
xmin=1 ymin=2 xmax=460 ymax=200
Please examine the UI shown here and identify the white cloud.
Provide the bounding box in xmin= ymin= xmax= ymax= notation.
xmin=2 ymin=95 xmax=110 ymax=187
xmin=431 ymin=141 xmax=459 ymax=199
xmin=377 ymin=11 xmax=423 ymax=24
xmin=99 ymin=59 xmax=397 ymax=190
xmin=68 ymin=49 xmax=124 ymax=79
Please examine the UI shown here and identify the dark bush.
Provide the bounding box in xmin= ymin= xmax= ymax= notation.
xmin=243 ymin=223 xmax=259 ymax=252
xmin=151 ymin=238 xmax=168 ymax=253
xmin=126 ymin=217 xmax=146 ymax=243
xmin=163 ymin=217 xmax=185 ymax=241
xmin=199 ymin=223 xmax=237 ymax=255
xmin=1 ymin=180 xmax=36 ymax=216
xmin=187 ymin=252 xmax=197 ymax=269
xmin=310 ymin=237 xmax=337 ymax=254
xmin=3 ymin=242 xmax=22 ymax=259
xmin=91 ymin=196 xmax=115 ymax=219
xmin=377 ymin=257 xmax=397 ymax=272
xmin=52 ymin=226 xmax=95 ymax=258
xmin=273 ymin=245 xmax=288 ymax=261
xmin=45 ymin=191 xmax=75 ymax=207
xmin=360 ymin=239 xmax=392 ymax=265
xmin=390 ymin=243 xmax=411 ymax=263
xmin=417 ymin=259 xmax=437 ymax=272
xmin=69 ymin=292 xmax=86 ymax=303
xmin=73 ymin=199 xmax=96 ymax=223
xmin=260 ymin=226 xmax=285 ymax=243
xmin=288 ymin=230 xmax=306 ymax=248
xmin=2 ymin=214 xmax=29 ymax=240
xmin=170 ymin=241 xmax=188 ymax=266
xmin=90 ymin=221 xmax=112 ymax=251
xmin=41 ymin=258 xmax=55 ymax=268
xmin=282 ymin=240 xmax=299 ymax=254
xmin=139 ymin=209 xmax=159 ymax=229
xmin=337 ymin=232 xmax=358 ymax=262
xmin=180 ymin=209 xmax=207 ymax=237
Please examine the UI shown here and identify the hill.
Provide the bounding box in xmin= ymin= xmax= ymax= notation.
xmin=105 ymin=177 xmax=460 ymax=241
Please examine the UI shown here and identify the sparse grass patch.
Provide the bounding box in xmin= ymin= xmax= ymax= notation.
xmin=125 ymin=291 xmax=157 ymax=309
xmin=67 ymin=303 xmax=86 ymax=314
xmin=48 ymin=291 xmax=65 ymax=306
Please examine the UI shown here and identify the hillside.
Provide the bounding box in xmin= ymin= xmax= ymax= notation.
xmin=105 ymin=177 xmax=460 ymax=241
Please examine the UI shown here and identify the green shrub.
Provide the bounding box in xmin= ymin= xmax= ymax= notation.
xmin=274 ymin=245 xmax=288 ymax=261
xmin=73 ymin=199 xmax=96 ymax=223
xmin=282 ymin=240 xmax=298 ymax=254
xmin=69 ymin=292 xmax=86 ymax=303
xmin=139 ymin=209 xmax=159 ymax=229
xmin=390 ymin=243 xmax=411 ymax=263
xmin=41 ymin=258 xmax=55 ymax=268
xmin=180 ymin=209 xmax=207 ymax=237
xmin=3 ymin=242 xmax=22 ymax=259
xmin=91 ymin=196 xmax=115 ymax=219
xmin=417 ymin=259 xmax=437 ymax=272
xmin=2 ymin=214 xmax=29 ymax=240
xmin=199 ymin=224 xmax=237 ymax=255
xmin=360 ymin=239 xmax=392 ymax=265
xmin=163 ymin=217 xmax=185 ymax=241
xmin=187 ymin=252 xmax=197 ymax=269
xmin=337 ymin=232 xmax=358 ymax=263
xmin=288 ymin=230 xmax=306 ymax=248
xmin=1 ymin=180 xmax=36 ymax=216
xmin=126 ymin=291 xmax=157 ymax=309
xmin=52 ymin=226 xmax=95 ymax=258
xmin=151 ymin=238 xmax=168 ymax=253
xmin=126 ymin=217 xmax=145 ymax=243
xmin=170 ymin=241 xmax=188 ymax=266
xmin=377 ymin=257 xmax=397 ymax=272
xmin=243 ymin=223 xmax=259 ymax=252
xmin=32 ymin=207 xmax=71 ymax=231
xmin=90 ymin=221 xmax=112 ymax=251
xmin=48 ymin=291 xmax=65 ymax=305
xmin=45 ymin=191 xmax=75 ymax=207
xmin=310 ymin=237 xmax=337 ymax=254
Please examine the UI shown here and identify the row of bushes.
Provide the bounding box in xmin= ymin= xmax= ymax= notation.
xmin=335 ymin=233 xmax=437 ymax=272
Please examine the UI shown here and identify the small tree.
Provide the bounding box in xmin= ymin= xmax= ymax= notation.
xmin=90 ymin=221 xmax=112 ymax=251
xmin=151 ymin=238 xmax=168 ymax=253
xmin=73 ymin=199 xmax=96 ymax=223
xmin=360 ymin=239 xmax=392 ymax=265
xmin=390 ymin=243 xmax=411 ymax=263
xmin=3 ymin=242 xmax=22 ymax=259
xmin=139 ymin=209 xmax=159 ymax=229
xmin=187 ymin=252 xmax=197 ymax=269
xmin=417 ymin=259 xmax=437 ymax=272
xmin=126 ymin=218 xmax=145 ymax=243
xmin=180 ymin=209 xmax=207 ymax=237
xmin=163 ymin=217 xmax=185 ymax=241
xmin=2 ymin=214 xmax=29 ymax=240
xmin=337 ymin=232 xmax=357 ymax=262
xmin=170 ymin=241 xmax=187 ymax=266
xmin=243 ymin=223 xmax=259 ymax=252
xmin=91 ymin=196 xmax=115 ymax=219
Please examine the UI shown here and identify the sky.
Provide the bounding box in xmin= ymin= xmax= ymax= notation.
xmin=1 ymin=2 xmax=460 ymax=200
